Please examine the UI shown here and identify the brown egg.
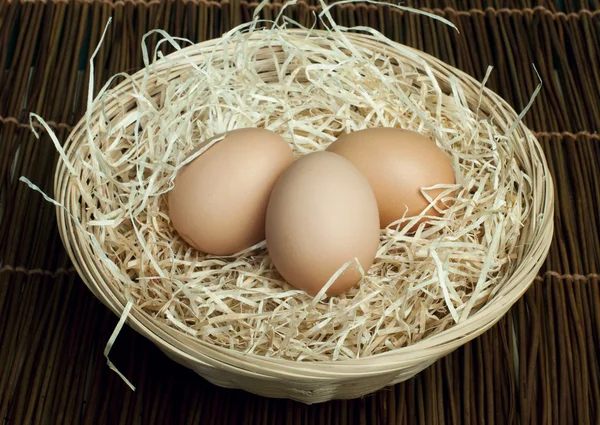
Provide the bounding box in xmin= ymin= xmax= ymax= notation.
xmin=168 ymin=128 xmax=294 ymax=255
xmin=265 ymin=151 xmax=380 ymax=296
xmin=326 ymin=128 xmax=455 ymax=229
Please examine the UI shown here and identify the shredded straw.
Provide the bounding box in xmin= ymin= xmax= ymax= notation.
xmin=25 ymin=3 xmax=539 ymax=363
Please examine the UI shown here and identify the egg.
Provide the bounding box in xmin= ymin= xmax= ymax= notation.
xmin=326 ymin=128 xmax=455 ymax=229
xmin=168 ymin=128 xmax=294 ymax=255
xmin=265 ymin=151 xmax=380 ymax=296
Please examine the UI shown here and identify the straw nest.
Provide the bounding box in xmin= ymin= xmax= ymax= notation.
xmin=32 ymin=3 xmax=553 ymax=402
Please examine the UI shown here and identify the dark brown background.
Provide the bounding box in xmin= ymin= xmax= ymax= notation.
xmin=1 ymin=1 xmax=599 ymax=424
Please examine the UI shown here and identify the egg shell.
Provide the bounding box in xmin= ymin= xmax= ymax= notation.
xmin=168 ymin=128 xmax=294 ymax=255
xmin=265 ymin=151 xmax=380 ymax=296
xmin=326 ymin=128 xmax=455 ymax=229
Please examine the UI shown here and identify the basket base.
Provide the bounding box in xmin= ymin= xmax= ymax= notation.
xmin=162 ymin=346 xmax=442 ymax=403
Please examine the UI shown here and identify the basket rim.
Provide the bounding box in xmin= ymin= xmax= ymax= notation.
xmin=54 ymin=28 xmax=554 ymax=378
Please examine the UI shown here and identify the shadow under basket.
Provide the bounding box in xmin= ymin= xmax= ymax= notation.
xmin=54 ymin=29 xmax=554 ymax=404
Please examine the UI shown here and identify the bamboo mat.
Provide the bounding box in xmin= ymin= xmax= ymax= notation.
xmin=1 ymin=0 xmax=599 ymax=424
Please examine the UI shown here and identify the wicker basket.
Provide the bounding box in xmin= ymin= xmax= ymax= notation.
xmin=54 ymin=30 xmax=554 ymax=404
